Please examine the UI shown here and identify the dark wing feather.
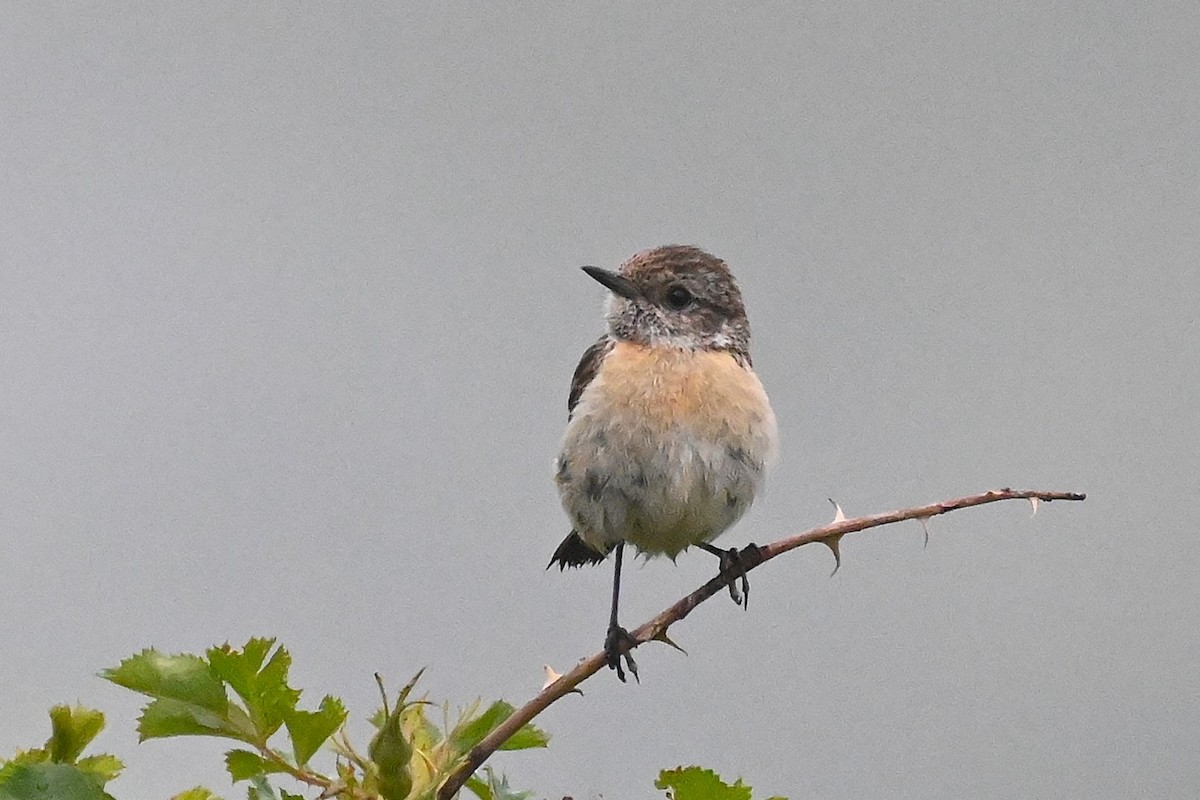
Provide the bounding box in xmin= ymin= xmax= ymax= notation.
xmin=547 ymin=530 xmax=612 ymax=570
xmin=551 ymin=337 xmax=616 ymax=570
xmin=567 ymin=336 xmax=613 ymax=419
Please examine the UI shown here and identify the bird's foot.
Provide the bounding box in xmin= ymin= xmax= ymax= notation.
xmin=604 ymin=624 xmax=639 ymax=683
xmin=705 ymin=543 xmax=761 ymax=608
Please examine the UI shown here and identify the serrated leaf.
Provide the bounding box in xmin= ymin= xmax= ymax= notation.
xmin=46 ymin=706 xmax=105 ymax=764
xmin=0 ymin=750 xmax=50 ymax=779
xmin=73 ymin=755 xmax=122 ymax=783
xmin=450 ymin=701 xmax=549 ymax=755
xmin=246 ymin=774 xmax=277 ymax=800
xmin=441 ymin=695 xmax=549 ymax=753
xmin=473 ymin=767 xmax=532 ymax=800
xmin=207 ymin=639 xmax=273 ymax=692
xmin=464 ymin=776 xmax=493 ymax=800
xmin=172 ymin=789 xmax=222 ymax=800
xmin=655 ymin=766 xmax=752 ymax=800
xmin=137 ymin=697 xmax=250 ymax=742
xmin=0 ymin=763 xmax=109 ymax=800
xmin=449 ymin=701 xmax=509 ymax=756
xmin=224 ymin=750 xmax=286 ymax=782
xmin=284 ymin=695 xmax=347 ymax=766
xmin=278 ymin=792 xmax=304 ymax=800
xmin=496 ymin=721 xmax=549 ymax=752
xmin=103 ymin=650 xmax=228 ymax=713
xmin=207 ymin=640 xmax=300 ymax=739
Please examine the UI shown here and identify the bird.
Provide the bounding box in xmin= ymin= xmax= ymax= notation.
xmin=550 ymin=245 xmax=778 ymax=681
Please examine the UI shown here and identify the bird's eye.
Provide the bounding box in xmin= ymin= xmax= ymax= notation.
xmin=664 ymin=285 xmax=693 ymax=310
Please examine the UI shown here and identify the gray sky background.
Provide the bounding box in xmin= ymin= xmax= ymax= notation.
xmin=3 ymin=3 xmax=1198 ymax=798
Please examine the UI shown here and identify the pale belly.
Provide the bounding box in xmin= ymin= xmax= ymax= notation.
xmin=556 ymin=343 xmax=778 ymax=558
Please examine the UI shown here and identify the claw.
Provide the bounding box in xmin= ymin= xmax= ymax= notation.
xmin=724 ymin=552 xmax=745 ymax=606
xmin=700 ymin=543 xmax=758 ymax=609
xmin=604 ymin=625 xmax=639 ymax=683
xmin=725 ymin=548 xmax=751 ymax=608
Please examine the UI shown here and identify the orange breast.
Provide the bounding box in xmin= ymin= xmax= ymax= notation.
xmin=558 ymin=340 xmax=779 ymax=556
xmin=591 ymin=341 xmax=771 ymax=438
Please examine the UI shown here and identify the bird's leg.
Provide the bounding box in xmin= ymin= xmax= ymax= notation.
xmin=604 ymin=542 xmax=639 ymax=683
xmin=699 ymin=542 xmax=761 ymax=608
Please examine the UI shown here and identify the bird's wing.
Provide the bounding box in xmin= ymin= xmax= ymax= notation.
xmin=547 ymin=529 xmax=611 ymax=569
xmin=553 ymin=336 xmax=617 ymax=570
xmin=567 ymin=336 xmax=614 ymax=420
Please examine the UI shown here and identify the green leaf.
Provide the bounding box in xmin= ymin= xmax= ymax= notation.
xmin=464 ymin=775 xmax=493 ymax=800
xmin=46 ymin=706 xmax=105 ymax=764
xmin=137 ymin=697 xmax=250 ymax=742
xmin=172 ymin=789 xmax=223 ymax=800
xmin=245 ymin=774 xmax=277 ymax=800
xmin=0 ymin=750 xmax=48 ymax=776
xmin=72 ymin=755 xmax=122 ymax=783
xmin=473 ymin=767 xmax=532 ymax=800
xmin=0 ymin=763 xmax=109 ymax=800
xmin=496 ymin=719 xmax=549 ymax=752
xmin=450 ymin=701 xmax=506 ymax=755
xmin=102 ymin=650 xmax=228 ymax=713
xmin=207 ymin=639 xmax=273 ymax=694
xmin=224 ymin=751 xmax=286 ymax=782
xmin=655 ymin=766 xmax=753 ymax=800
xmin=449 ymin=701 xmax=549 ymax=755
xmin=283 ymin=695 xmax=346 ymax=766
xmin=207 ymin=640 xmax=301 ymax=739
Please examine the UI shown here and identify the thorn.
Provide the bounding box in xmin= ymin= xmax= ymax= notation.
xmin=828 ymin=498 xmax=846 ymax=523
xmin=652 ymin=628 xmax=688 ymax=655
xmin=918 ymin=516 xmax=931 ymax=548
xmin=1029 ymin=496 xmax=1040 ymax=517
xmin=542 ymin=664 xmax=582 ymax=696
xmin=823 ymin=534 xmax=843 ymax=576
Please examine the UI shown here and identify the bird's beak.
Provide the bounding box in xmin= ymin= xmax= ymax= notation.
xmin=581 ymin=266 xmax=640 ymax=300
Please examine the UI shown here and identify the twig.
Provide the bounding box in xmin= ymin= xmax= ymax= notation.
xmin=435 ymin=487 xmax=1085 ymax=799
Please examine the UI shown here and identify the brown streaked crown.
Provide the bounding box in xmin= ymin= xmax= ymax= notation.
xmin=594 ymin=245 xmax=752 ymax=363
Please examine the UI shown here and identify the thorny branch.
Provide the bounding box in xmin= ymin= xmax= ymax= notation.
xmin=436 ymin=487 xmax=1086 ymax=800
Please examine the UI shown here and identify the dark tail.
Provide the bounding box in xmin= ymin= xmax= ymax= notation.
xmin=547 ymin=530 xmax=611 ymax=570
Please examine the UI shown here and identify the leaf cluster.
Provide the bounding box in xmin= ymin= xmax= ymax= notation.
xmin=0 ymin=705 xmax=122 ymax=800
xmin=4 ymin=640 xmax=785 ymax=799
xmin=99 ymin=638 xmax=547 ymax=799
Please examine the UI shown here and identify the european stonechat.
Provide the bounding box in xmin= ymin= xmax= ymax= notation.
xmin=550 ymin=245 xmax=778 ymax=681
